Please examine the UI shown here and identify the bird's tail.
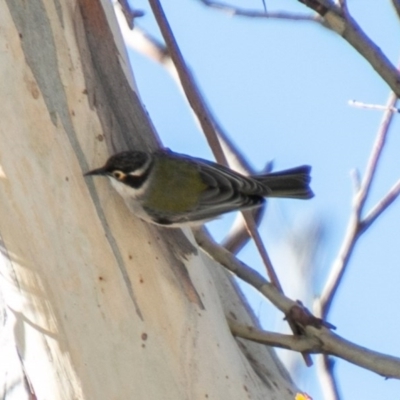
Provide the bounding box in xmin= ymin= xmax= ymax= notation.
xmin=253 ymin=165 xmax=314 ymax=199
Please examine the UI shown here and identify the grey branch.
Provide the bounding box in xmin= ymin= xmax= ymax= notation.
xmin=195 ymin=228 xmax=400 ymax=379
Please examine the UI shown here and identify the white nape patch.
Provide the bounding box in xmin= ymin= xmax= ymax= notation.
xmin=129 ymin=156 xmax=152 ymax=177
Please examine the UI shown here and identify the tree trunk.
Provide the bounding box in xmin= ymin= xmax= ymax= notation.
xmin=0 ymin=0 xmax=297 ymax=398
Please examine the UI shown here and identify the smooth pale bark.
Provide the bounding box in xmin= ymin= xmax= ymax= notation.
xmin=0 ymin=0 xmax=297 ymax=398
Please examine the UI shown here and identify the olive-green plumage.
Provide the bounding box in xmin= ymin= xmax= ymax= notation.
xmin=145 ymin=157 xmax=208 ymax=213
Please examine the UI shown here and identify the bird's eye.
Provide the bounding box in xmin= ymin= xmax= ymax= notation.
xmin=111 ymin=170 xmax=124 ymax=180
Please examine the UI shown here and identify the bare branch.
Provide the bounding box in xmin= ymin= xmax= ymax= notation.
xmin=231 ymin=319 xmax=400 ymax=380
xmin=228 ymin=318 xmax=322 ymax=352
xmin=307 ymin=326 xmax=400 ymax=379
xmin=148 ymin=0 xmax=227 ymax=165
xmin=193 ymin=227 xmax=293 ymax=312
xmin=359 ymin=92 xmax=399 ymax=205
xmin=316 ymin=213 xmax=359 ymax=316
xmin=237 ymin=322 xmax=400 ymax=380
xmin=243 ymin=212 xmax=283 ymax=291
xmin=222 ymin=206 xmax=265 ymax=254
xmin=195 ymin=228 xmax=400 ymax=379
xmin=298 ymin=1 xmax=400 ymax=96
xmin=318 ymin=91 xmax=399 ymax=317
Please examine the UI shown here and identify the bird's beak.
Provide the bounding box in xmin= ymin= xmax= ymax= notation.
xmin=84 ymin=167 xmax=107 ymax=177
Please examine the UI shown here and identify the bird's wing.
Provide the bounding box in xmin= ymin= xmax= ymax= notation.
xmin=198 ymin=156 xmax=269 ymax=193
xmin=177 ymin=160 xmax=264 ymax=223
xmin=155 ymin=151 xmax=265 ymax=224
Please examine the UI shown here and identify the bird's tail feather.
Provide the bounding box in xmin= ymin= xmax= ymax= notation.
xmin=253 ymin=165 xmax=314 ymax=199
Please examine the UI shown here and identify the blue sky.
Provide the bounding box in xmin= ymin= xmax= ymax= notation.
xmin=123 ymin=1 xmax=400 ymax=398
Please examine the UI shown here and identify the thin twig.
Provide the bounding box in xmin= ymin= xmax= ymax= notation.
xmin=355 ymin=92 xmax=398 ymax=216
xmin=222 ymin=206 xmax=265 ymax=254
xmin=349 ymin=99 xmax=400 ymax=113
xmin=262 ymin=0 xmax=267 ymax=13
xmin=242 ymin=212 xmax=283 ymax=291
xmin=148 ymin=0 xmax=227 ymax=165
xmin=318 ymin=91 xmax=399 ymax=317
xmin=362 ymin=179 xmax=400 ymax=231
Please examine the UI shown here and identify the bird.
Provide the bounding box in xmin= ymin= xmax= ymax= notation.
xmin=85 ymin=149 xmax=314 ymax=227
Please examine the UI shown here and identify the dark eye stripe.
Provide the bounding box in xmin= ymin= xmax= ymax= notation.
xmin=123 ymin=160 xmax=153 ymax=189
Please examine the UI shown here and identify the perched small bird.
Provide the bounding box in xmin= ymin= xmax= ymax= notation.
xmin=85 ymin=149 xmax=313 ymax=227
